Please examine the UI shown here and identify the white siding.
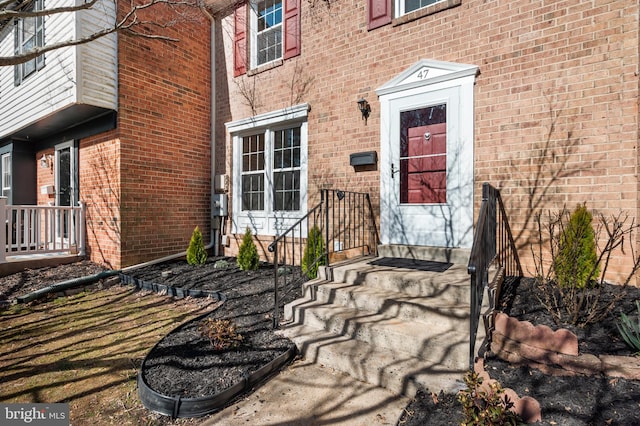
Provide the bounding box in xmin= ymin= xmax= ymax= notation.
xmin=76 ymin=0 xmax=117 ymax=110
xmin=0 ymin=0 xmax=117 ymax=139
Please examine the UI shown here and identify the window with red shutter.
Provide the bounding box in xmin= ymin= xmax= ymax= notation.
xmin=233 ymin=0 xmax=301 ymax=74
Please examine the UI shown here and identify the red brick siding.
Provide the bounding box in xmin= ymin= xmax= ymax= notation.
xmin=116 ymin=4 xmax=212 ymax=267
xmin=216 ymin=0 xmax=639 ymax=280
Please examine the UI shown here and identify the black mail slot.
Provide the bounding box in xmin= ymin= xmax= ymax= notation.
xmin=350 ymin=151 xmax=377 ymax=166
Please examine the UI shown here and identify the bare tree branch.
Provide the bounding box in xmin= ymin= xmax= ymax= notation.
xmin=1 ymin=0 xmax=100 ymax=20
xmin=1 ymin=0 xmax=204 ymax=67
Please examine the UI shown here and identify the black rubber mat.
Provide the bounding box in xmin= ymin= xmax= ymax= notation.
xmin=368 ymin=257 xmax=453 ymax=272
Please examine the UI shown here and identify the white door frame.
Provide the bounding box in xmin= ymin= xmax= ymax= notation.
xmin=376 ymin=59 xmax=478 ymax=248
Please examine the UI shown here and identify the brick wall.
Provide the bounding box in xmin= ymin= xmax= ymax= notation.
xmin=48 ymin=3 xmax=215 ymax=269
xmin=115 ymin=3 xmax=213 ymax=268
xmin=215 ymin=0 xmax=639 ymax=280
xmin=80 ymin=135 xmax=121 ymax=269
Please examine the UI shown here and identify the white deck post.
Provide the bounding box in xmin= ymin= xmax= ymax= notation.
xmin=0 ymin=198 xmax=6 ymax=263
xmin=78 ymin=201 xmax=86 ymax=256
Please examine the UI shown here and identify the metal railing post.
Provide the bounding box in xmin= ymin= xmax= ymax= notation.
xmin=468 ymin=183 xmax=522 ymax=370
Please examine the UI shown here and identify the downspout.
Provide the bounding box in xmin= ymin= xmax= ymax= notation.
xmin=201 ymin=5 xmax=219 ymax=256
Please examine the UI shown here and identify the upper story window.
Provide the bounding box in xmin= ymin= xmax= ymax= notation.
xmin=254 ymin=0 xmax=283 ymax=67
xmin=397 ymin=0 xmax=442 ymax=15
xmin=368 ymin=0 xmax=459 ymax=30
xmin=14 ymin=0 xmax=45 ymax=85
xmin=233 ymin=0 xmax=300 ymax=76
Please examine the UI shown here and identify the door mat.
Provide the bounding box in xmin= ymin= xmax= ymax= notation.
xmin=368 ymin=257 xmax=453 ymax=272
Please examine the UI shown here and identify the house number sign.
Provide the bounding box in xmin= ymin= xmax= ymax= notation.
xmin=415 ymin=68 xmax=429 ymax=80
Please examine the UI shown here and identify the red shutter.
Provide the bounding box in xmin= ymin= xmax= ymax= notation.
xmin=234 ymin=5 xmax=247 ymax=77
xmin=283 ymin=0 xmax=301 ymax=59
xmin=367 ymin=0 xmax=392 ymax=30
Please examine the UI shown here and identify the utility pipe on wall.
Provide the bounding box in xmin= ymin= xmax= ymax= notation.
xmin=200 ymin=5 xmax=220 ymax=256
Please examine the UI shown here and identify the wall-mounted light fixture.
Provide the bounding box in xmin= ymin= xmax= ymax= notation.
xmin=357 ymin=98 xmax=371 ymax=124
xmin=40 ymin=154 xmax=52 ymax=169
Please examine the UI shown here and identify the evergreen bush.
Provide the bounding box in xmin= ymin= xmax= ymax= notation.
xmin=553 ymin=203 xmax=600 ymax=289
xmin=302 ymin=226 xmax=326 ymax=279
xmin=237 ymin=227 xmax=259 ymax=271
xmin=186 ymin=226 xmax=207 ymax=265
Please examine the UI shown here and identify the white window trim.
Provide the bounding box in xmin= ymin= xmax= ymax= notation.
xmin=1 ymin=153 xmax=11 ymax=200
xmin=249 ymin=0 xmax=283 ymax=70
xmin=226 ymin=103 xmax=309 ymax=236
xmin=394 ymin=0 xmax=445 ymax=18
xmin=15 ymin=0 xmax=45 ymax=85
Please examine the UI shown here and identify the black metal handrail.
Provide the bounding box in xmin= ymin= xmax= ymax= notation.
xmin=268 ymin=189 xmax=379 ymax=328
xmin=467 ymin=183 xmax=522 ymax=369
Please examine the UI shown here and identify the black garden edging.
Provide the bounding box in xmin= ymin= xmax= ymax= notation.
xmin=137 ymin=325 xmax=297 ymax=418
xmin=122 ymin=271 xmax=298 ymax=418
xmin=118 ymin=273 xmax=226 ymax=301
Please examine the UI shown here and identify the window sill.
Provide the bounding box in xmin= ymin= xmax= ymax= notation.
xmin=392 ymin=0 xmax=461 ymax=27
xmin=247 ymin=59 xmax=284 ymax=77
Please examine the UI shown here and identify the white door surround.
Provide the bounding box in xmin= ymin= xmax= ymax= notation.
xmin=376 ymin=59 xmax=478 ymax=249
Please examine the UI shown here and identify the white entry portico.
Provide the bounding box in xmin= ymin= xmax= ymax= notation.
xmin=376 ymin=60 xmax=478 ymax=249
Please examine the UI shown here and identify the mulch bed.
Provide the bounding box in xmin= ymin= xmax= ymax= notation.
xmin=4 ymin=260 xmax=640 ymax=424
xmin=126 ymin=257 xmax=303 ymax=399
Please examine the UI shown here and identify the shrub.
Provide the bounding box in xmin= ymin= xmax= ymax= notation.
xmin=198 ymin=318 xmax=243 ymax=351
xmin=530 ymin=206 xmax=638 ymax=327
xmin=617 ymin=301 xmax=640 ymax=355
xmin=458 ymin=370 xmax=524 ymax=426
xmin=301 ymin=226 xmax=326 ymax=279
xmin=237 ymin=227 xmax=259 ymax=271
xmin=186 ymin=226 xmax=207 ymax=265
xmin=553 ymin=203 xmax=599 ymax=289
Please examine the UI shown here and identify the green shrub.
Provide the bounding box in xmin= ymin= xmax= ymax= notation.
xmin=237 ymin=227 xmax=259 ymax=271
xmin=458 ymin=370 xmax=524 ymax=426
xmin=553 ymin=203 xmax=600 ymax=289
xmin=198 ymin=318 xmax=243 ymax=351
xmin=186 ymin=226 xmax=207 ymax=265
xmin=617 ymin=301 xmax=640 ymax=355
xmin=301 ymin=226 xmax=326 ymax=279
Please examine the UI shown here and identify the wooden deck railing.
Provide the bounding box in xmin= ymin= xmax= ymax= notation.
xmin=0 ymin=198 xmax=86 ymax=262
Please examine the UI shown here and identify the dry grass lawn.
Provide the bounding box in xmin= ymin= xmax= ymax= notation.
xmin=0 ymin=285 xmax=219 ymax=425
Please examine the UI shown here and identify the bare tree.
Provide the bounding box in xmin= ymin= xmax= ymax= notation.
xmin=0 ymin=0 xmax=210 ymax=67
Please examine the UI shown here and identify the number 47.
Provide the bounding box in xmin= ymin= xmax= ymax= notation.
xmin=416 ymin=69 xmax=429 ymax=80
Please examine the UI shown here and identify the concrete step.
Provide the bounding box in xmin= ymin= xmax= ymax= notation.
xmin=293 ymin=279 xmax=470 ymax=325
xmin=323 ymin=261 xmax=470 ymax=303
xmin=285 ymin=300 xmax=470 ymax=366
xmin=277 ymin=324 xmax=468 ymax=397
xmin=282 ymin=256 xmax=485 ymax=397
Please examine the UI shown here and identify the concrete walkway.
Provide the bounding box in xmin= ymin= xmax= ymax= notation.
xmin=201 ymin=359 xmax=410 ymax=426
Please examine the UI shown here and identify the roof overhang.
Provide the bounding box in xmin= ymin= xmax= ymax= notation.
xmin=1 ymin=104 xmax=116 ymax=147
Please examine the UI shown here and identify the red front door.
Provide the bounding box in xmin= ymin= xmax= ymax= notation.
xmin=401 ymin=122 xmax=447 ymax=204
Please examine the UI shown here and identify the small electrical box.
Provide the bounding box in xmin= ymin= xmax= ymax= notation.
xmin=40 ymin=185 xmax=55 ymax=195
xmin=349 ymin=151 xmax=377 ymax=167
xmin=212 ymin=193 xmax=228 ymax=217
xmin=214 ymin=174 xmax=228 ymax=192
